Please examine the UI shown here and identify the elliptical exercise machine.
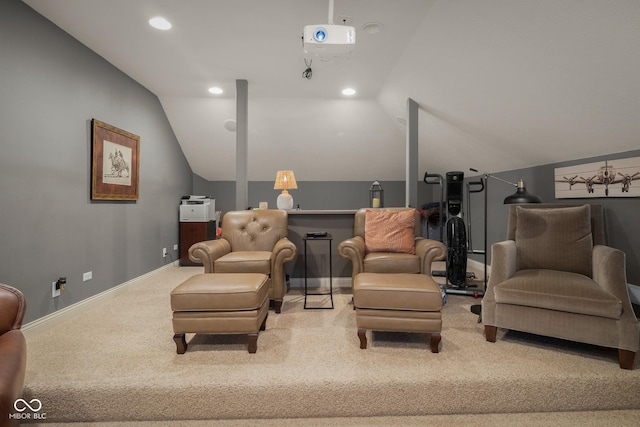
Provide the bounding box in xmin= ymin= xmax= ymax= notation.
xmin=423 ymin=171 xmax=484 ymax=296
xmin=445 ymin=172 xmax=468 ymax=288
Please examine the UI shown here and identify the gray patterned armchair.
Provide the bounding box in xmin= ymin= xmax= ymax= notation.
xmin=482 ymin=204 xmax=640 ymax=369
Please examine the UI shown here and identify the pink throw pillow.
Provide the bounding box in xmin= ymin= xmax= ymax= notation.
xmin=365 ymin=210 xmax=416 ymax=254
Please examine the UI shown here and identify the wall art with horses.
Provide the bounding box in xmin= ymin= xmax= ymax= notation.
xmin=91 ymin=119 xmax=140 ymax=200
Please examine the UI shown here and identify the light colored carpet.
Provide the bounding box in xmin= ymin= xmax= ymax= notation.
xmin=23 ymin=266 xmax=640 ymax=423
xmin=27 ymin=410 xmax=640 ymax=427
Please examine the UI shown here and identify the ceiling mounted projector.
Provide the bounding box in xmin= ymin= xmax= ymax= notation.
xmin=303 ymin=25 xmax=355 ymax=60
xmin=302 ymin=0 xmax=355 ymax=61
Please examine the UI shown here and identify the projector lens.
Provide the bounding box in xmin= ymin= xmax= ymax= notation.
xmin=314 ymin=28 xmax=327 ymax=42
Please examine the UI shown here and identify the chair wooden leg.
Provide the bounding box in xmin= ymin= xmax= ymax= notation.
xmin=484 ymin=325 xmax=497 ymax=342
xmin=358 ymin=329 xmax=367 ymax=349
xmin=173 ymin=333 xmax=187 ymax=354
xmin=618 ymin=349 xmax=635 ymax=370
xmin=248 ymin=333 xmax=258 ymax=353
xmin=430 ymin=333 xmax=441 ymax=353
xmin=273 ymin=299 xmax=283 ymax=314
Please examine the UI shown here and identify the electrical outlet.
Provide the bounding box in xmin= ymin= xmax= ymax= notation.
xmin=83 ymin=271 xmax=92 ymax=281
xmin=52 ymin=281 xmax=60 ymax=298
xmin=173 ymin=244 xmax=178 ymax=251
xmin=163 ymin=247 xmax=167 ymax=257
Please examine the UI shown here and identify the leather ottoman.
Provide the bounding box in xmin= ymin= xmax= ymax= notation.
xmin=353 ymin=273 xmax=443 ymax=352
xmin=171 ymin=273 xmax=269 ymax=354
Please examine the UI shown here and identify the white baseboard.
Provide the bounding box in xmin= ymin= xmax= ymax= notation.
xmin=22 ymin=263 xmax=175 ymax=337
xmin=467 ymin=258 xmax=490 ymax=276
xmin=628 ymin=283 xmax=640 ymax=305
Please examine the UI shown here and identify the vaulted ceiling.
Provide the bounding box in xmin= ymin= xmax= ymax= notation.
xmin=22 ymin=0 xmax=640 ymax=182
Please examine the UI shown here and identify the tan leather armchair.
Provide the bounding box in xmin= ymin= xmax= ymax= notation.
xmin=482 ymin=204 xmax=640 ymax=369
xmin=338 ymin=208 xmax=447 ymax=285
xmin=189 ymin=209 xmax=297 ymax=313
xmin=1 ymin=284 xmax=27 ymax=427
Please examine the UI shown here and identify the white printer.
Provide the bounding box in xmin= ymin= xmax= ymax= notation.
xmin=179 ymin=196 xmax=215 ymax=222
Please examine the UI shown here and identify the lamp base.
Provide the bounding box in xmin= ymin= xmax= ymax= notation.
xmin=276 ymin=192 xmax=294 ymax=210
xmin=470 ymin=304 xmax=482 ymax=323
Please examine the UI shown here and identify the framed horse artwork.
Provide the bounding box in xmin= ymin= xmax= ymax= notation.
xmin=91 ymin=119 xmax=140 ymax=200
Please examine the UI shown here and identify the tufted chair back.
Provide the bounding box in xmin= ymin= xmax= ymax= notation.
xmin=221 ymin=209 xmax=288 ymax=252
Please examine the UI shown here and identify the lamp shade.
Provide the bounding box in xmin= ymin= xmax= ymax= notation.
xmin=274 ymin=170 xmax=298 ymax=191
xmin=274 ymin=170 xmax=298 ymax=209
xmin=503 ymin=179 xmax=542 ymax=204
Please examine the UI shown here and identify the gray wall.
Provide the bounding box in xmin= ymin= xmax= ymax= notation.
xmin=467 ymin=149 xmax=640 ymax=286
xmin=286 ymin=213 xmax=355 ymax=282
xmin=193 ymin=178 xmax=437 ymax=213
xmin=0 ymin=0 xmax=193 ymax=323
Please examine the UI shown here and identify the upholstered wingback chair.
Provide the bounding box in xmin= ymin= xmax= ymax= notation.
xmin=338 ymin=208 xmax=447 ymax=285
xmin=189 ymin=209 xmax=297 ymax=313
xmin=482 ymin=204 xmax=640 ymax=369
xmin=1 ymin=283 xmax=27 ymax=427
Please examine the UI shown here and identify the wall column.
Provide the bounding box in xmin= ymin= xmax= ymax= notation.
xmin=406 ymin=98 xmax=419 ymax=208
xmin=236 ymin=79 xmax=248 ymax=210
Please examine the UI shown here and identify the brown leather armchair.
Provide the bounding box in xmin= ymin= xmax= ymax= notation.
xmin=1 ymin=284 xmax=27 ymax=427
xmin=189 ymin=209 xmax=297 ymax=313
xmin=338 ymin=208 xmax=447 ymax=285
xmin=482 ymin=204 xmax=640 ymax=369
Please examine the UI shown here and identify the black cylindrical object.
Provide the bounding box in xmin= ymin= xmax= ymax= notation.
xmin=446 ymin=171 xmax=464 ymax=216
xmin=446 ymin=216 xmax=467 ymax=286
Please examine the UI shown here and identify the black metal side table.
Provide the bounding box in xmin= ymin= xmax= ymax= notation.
xmin=303 ymin=233 xmax=334 ymax=309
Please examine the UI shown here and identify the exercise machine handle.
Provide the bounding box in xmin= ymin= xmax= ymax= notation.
xmin=467 ymin=179 xmax=485 ymax=193
xmin=423 ymin=172 xmax=443 ymax=185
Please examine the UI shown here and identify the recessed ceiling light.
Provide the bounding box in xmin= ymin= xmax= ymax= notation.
xmin=149 ymin=16 xmax=172 ymax=30
xmin=208 ymin=87 xmax=223 ymax=95
xmin=362 ymin=22 xmax=384 ymax=34
xmin=342 ymin=88 xmax=356 ymax=96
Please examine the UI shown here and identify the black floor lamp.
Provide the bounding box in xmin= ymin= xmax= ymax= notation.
xmin=468 ymin=168 xmax=542 ymax=319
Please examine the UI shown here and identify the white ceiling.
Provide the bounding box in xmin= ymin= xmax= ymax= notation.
xmin=22 ymin=0 xmax=640 ymax=182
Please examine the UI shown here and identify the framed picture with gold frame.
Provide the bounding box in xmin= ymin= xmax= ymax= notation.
xmin=91 ymin=119 xmax=140 ymax=200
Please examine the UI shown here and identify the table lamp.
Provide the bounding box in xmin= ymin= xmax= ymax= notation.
xmin=274 ymin=170 xmax=298 ymax=210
